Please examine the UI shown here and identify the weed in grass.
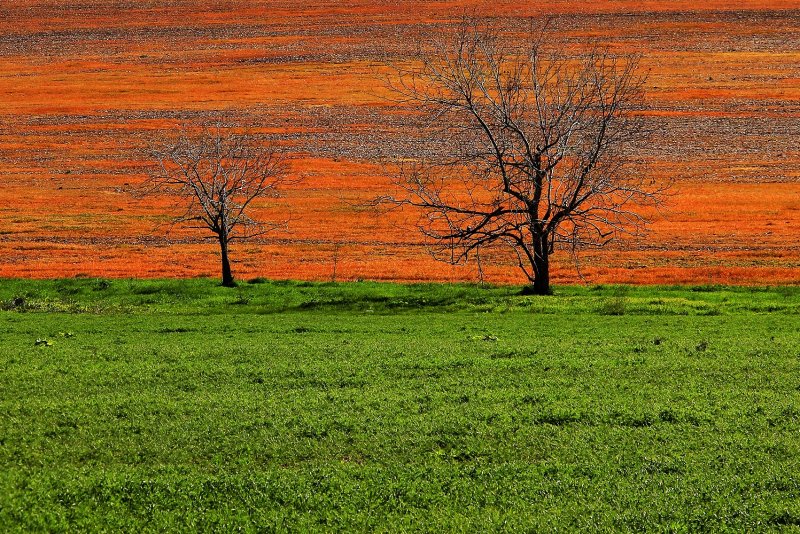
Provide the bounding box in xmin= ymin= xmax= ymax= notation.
xmin=598 ymin=287 xmax=628 ymax=315
xmin=230 ymin=289 xmax=252 ymax=305
xmin=94 ymin=280 xmax=112 ymax=291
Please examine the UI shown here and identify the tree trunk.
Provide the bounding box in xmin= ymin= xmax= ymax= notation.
xmin=531 ymin=234 xmax=551 ymax=296
xmin=219 ymin=237 xmax=235 ymax=287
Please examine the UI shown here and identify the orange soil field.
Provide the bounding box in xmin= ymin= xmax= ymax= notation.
xmin=1 ymin=1 xmax=799 ymax=285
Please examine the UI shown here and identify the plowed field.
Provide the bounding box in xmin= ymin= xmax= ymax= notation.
xmin=1 ymin=1 xmax=799 ymax=284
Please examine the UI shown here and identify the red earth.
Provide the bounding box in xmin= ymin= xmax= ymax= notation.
xmin=1 ymin=1 xmax=799 ymax=285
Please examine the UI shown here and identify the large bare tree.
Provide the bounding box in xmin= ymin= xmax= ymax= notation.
xmin=385 ymin=20 xmax=663 ymax=295
xmin=146 ymin=126 xmax=291 ymax=287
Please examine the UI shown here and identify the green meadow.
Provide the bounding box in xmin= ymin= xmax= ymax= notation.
xmin=2 ymin=279 xmax=800 ymax=531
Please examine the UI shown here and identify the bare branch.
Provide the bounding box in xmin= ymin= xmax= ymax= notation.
xmin=379 ymin=17 xmax=667 ymax=294
xmin=139 ymin=123 xmax=295 ymax=286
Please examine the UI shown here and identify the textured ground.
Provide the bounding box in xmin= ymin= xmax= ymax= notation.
xmin=1 ymin=1 xmax=799 ymax=284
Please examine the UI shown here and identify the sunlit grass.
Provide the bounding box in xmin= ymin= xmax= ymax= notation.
xmin=2 ymin=279 xmax=800 ymax=530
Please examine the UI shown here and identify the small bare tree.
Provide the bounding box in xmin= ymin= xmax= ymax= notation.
xmin=384 ymin=20 xmax=664 ymax=295
xmin=146 ymin=126 xmax=291 ymax=287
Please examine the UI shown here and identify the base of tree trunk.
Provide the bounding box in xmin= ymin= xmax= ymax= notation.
xmin=520 ymin=284 xmax=553 ymax=296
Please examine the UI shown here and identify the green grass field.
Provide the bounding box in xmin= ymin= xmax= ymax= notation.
xmin=2 ymin=279 xmax=800 ymax=531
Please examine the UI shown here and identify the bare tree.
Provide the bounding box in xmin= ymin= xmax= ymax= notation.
xmin=383 ymin=20 xmax=664 ymax=295
xmin=146 ymin=126 xmax=291 ymax=287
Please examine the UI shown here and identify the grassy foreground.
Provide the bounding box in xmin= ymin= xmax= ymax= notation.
xmin=2 ymin=278 xmax=800 ymax=532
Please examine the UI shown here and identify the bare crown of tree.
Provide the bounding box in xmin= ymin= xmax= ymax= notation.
xmin=381 ymin=18 xmax=666 ymax=294
xmin=144 ymin=125 xmax=294 ymax=286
